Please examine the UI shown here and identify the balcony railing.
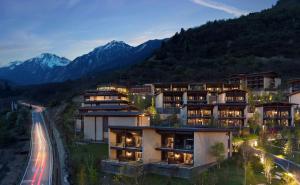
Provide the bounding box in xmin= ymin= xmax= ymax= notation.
xmin=156 ymin=144 xmax=194 ymax=152
xmin=110 ymin=142 xmax=142 ymax=150
xmin=263 ymin=116 xmax=291 ymax=119
xmin=187 ymin=115 xmax=212 ymax=119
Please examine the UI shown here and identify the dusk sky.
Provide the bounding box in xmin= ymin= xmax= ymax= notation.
xmin=0 ymin=0 xmax=278 ymax=66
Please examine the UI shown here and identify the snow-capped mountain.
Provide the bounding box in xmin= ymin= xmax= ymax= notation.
xmin=0 ymin=39 xmax=163 ymax=85
xmin=0 ymin=53 xmax=71 ymax=84
xmin=31 ymin=53 xmax=70 ymax=68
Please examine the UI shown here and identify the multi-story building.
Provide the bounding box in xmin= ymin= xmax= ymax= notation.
xmin=82 ymin=89 xmax=128 ymax=107
xmin=155 ymin=91 xmax=184 ymax=117
xmin=255 ymin=102 xmax=295 ymax=128
xmin=76 ymin=84 xmax=150 ymax=142
xmin=288 ymin=79 xmax=300 ymax=93
xmin=102 ymin=126 xmax=232 ymax=178
xmin=129 ymin=84 xmax=154 ymax=95
xmin=180 ymin=90 xmax=214 ymax=126
xmin=215 ymin=89 xmax=248 ymax=128
xmin=229 ymin=72 xmax=281 ymax=94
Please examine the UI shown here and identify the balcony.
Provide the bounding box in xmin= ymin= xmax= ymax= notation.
xmin=155 ymin=144 xmax=194 ymax=153
xmin=187 ymin=114 xmax=212 ymax=119
xmin=263 ymin=115 xmax=291 ymax=120
xmin=218 ymin=115 xmax=245 ymax=119
xmin=110 ymin=141 xmax=142 ymax=151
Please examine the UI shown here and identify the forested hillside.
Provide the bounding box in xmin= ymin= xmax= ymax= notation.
xmin=120 ymin=0 xmax=300 ymax=83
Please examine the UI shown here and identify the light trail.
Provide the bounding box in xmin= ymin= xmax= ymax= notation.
xmin=20 ymin=106 xmax=53 ymax=185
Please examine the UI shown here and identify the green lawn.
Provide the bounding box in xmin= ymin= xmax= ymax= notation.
xmin=68 ymin=143 xmax=108 ymax=185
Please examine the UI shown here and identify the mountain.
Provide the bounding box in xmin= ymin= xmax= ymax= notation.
xmin=0 ymin=53 xmax=70 ymax=84
xmin=0 ymin=40 xmax=162 ymax=85
xmin=118 ymin=0 xmax=300 ymax=83
xmin=58 ymin=39 xmax=162 ymax=81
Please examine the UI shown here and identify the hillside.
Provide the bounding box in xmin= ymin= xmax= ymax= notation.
xmin=119 ymin=0 xmax=300 ymax=83
xmin=2 ymin=0 xmax=300 ymax=105
xmin=0 ymin=40 xmax=162 ymax=85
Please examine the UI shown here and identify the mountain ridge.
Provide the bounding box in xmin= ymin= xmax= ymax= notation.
xmin=0 ymin=39 xmax=163 ymax=85
xmin=116 ymin=0 xmax=300 ymax=84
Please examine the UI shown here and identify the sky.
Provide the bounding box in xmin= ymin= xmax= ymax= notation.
xmin=0 ymin=0 xmax=278 ymax=66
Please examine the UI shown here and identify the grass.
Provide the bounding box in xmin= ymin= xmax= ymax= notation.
xmin=129 ymin=154 xmax=284 ymax=185
xmin=68 ymin=143 xmax=108 ymax=184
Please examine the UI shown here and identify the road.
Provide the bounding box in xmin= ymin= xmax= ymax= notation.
xmin=252 ymin=147 xmax=300 ymax=184
xmin=20 ymin=105 xmax=53 ymax=185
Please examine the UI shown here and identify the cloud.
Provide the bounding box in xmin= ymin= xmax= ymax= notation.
xmin=191 ymin=0 xmax=248 ymax=17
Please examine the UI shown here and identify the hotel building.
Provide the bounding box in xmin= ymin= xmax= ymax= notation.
xmin=215 ymin=89 xmax=248 ymax=128
xmin=229 ymin=72 xmax=281 ymax=94
xmin=255 ymin=102 xmax=295 ymax=128
xmin=76 ymin=84 xmax=150 ymax=142
xmin=102 ymin=126 xmax=232 ymax=178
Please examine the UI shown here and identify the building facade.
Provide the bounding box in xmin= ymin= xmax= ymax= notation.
xmin=103 ymin=126 xmax=232 ymax=178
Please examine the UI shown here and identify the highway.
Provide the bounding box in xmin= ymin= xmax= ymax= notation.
xmin=20 ymin=105 xmax=53 ymax=185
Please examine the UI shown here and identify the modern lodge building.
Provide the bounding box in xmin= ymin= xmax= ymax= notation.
xmin=102 ymin=126 xmax=232 ymax=178
xmin=76 ymin=84 xmax=150 ymax=142
xmin=75 ymin=71 xmax=300 ymax=178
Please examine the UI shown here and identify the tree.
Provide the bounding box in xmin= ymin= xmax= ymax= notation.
xmin=248 ymin=112 xmax=260 ymax=135
xmin=294 ymin=127 xmax=300 ymax=150
xmin=263 ymin=155 xmax=274 ymax=184
xmin=210 ymin=142 xmax=225 ymax=168
xmin=281 ymin=173 xmax=298 ymax=185
xmin=240 ymin=143 xmax=252 ymax=185
xmin=284 ymin=133 xmax=293 ymax=157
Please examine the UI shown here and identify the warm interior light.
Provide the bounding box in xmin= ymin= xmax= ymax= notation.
xmin=126 ymin=137 xmax=132 ymax=143
xmin=126 ymin=151 xmax=132 ymax=157
xmin=174 ymin=153 xmax=180 ymax=159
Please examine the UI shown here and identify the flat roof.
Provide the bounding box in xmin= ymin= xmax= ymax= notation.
xmin=82 ymin=111 xmax=144 ymax=117
xmin=84 ymin=90 xmax=127 ymax=96
xmin=108 ymin=125 xmax=233 ymax=132
xmin=79 ymin=104 xmax=137 ymax=110
xmin=288 ymin=91 xmax=300 ymax=96
xmin=84 ymin=100 xmax=129 ymax=104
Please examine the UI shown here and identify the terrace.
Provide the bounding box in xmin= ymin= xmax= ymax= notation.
xmin=109 ymin=128 xmax=143 ymax=162
xmin=218 ymin=105 xmax=246 ymax=128
xmin=155 ymin=132 xmax=194 ymax=165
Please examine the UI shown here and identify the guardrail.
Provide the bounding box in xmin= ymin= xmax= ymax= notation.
xmin=42 ymin=110 xmax=62 ymax=185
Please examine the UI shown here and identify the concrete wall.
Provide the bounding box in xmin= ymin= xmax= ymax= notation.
xmin=213 ymin=106 xmax=218 ymax=119
xmin=96 ymin=117 xmax=103 ymax=140
xmin=180 ymin=106 xmax=188 ymax=125
xmin=155 ymin=93 xmax=163 ymax=109
xmin=264 ymin=77 xmax=271 ymax=89
xmin=109 ymin=129 xmax=117 ymax=160
xmin=108 ymin=117 xmax=138 ymax=126
xmin=289 ymin=93 xmax=300 ymax=105
xmin=83 ymin=116 xmax=95 ymax=140
xmin=142 ymin=128 xmax=161 ymax=164
xmin=291 ymin=105 xmax=295 ymax=126
xmin=193 ymin=132 xmax=230 ymax=167
xmin=183 ymin=92 xmax=187 ymax=104
xmin=139 ymin=116 xmax=150 ymax=126
xmin=217 ymin=93 xmax=226 ymax=103
xmin=255 ymin=107 xmax=264 ymax=125
xmin=275 ymin=78 xmax=281 ymax=88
